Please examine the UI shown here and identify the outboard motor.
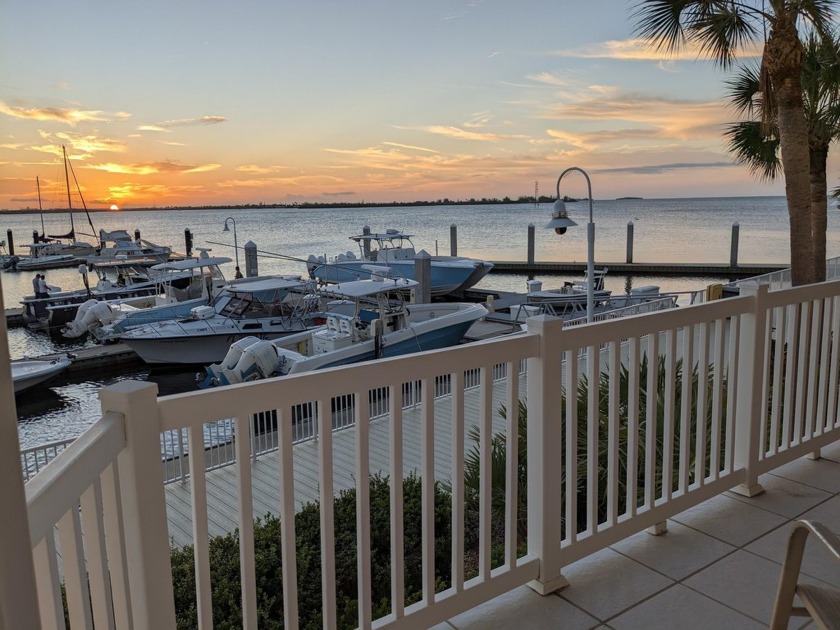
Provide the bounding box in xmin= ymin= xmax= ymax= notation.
xmin=197 ymin=336 xmax=263 ymax=388
xmin=62 ymin=299 xmax=110 ymax=338
xmin=229 ymin=341 xmax=281 ymax=383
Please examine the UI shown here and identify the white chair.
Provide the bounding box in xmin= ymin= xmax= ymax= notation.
xmin=770 ymin=520 xmax=840 ymax=629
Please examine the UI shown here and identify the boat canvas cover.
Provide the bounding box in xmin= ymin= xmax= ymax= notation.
xmin=151 ymin=257 xmax=232 ymax=271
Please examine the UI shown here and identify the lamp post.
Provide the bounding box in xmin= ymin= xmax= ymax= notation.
xmin=223 ymin=217 xmax=240 ymax=277
xmin=544 ymin=166 xmax=595 ymax=322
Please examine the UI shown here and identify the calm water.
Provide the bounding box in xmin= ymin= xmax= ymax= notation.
xmin=4 ymin=197 xmax=838 ymax=449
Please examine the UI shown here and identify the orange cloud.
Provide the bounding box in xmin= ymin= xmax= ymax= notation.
xmin=88 ymin=161 xmax=221 ymax=175
xmin=0 ymin=100 xmax=125 ymax=125
xmin=551 ymin=38 xmax=763 ymax=61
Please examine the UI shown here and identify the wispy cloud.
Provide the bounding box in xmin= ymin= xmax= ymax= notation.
xmin=0 ymin=100 xmax=117 ymax=125
xmin=550 ymin=38 xmax=763 ymax=61
xmin=382 ymin=142 xmax=439 ymax=154
xmin=88 ymin=161 xmax=221 ymax=175
xmin=236 ymin=164 xmax=290 ymax=175
xmin=593 ymin=161 xmax=736 ymax=175
xmin=421 ymin=125 xmax=524 ymax=142
xmin=138 ymin=115 xmax=227 ymax=132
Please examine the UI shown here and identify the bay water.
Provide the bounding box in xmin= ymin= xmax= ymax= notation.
xmin=4 ymin=196 xmax=837 ymax=450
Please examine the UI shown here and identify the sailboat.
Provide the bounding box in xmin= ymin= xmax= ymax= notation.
xmin=17 ymin=147 xmax=97 ymax=271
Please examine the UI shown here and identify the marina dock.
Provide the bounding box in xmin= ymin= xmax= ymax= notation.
xmin=488 ymin=260 xmax=785 ymax=277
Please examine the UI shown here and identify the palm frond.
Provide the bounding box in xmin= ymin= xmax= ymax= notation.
xmin=724 ymin=120 xmax=781 ymax=181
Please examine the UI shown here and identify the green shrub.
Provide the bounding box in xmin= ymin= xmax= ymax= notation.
xmin=171 ymin=473 xmax=452 ymax=629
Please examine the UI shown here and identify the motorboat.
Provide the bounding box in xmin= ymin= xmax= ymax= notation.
xmin=12 ymin=355 xmax=72 ymax=394
xmin=306 ymin=228 xmax=493 ymax=297
xmin=197 ymin=273 xmax=488 ymax=388
xmin=87 ymin=229 xmax=172 ymax=265
xmin=63 ymin=253 xmax=233 ymax=340
xmin=120 ymin=276 xmax=329 ymax=364
xmin=21 ymin=259 xmax=179 ymax=331
xmin=525 ymin=268 xmax=611 ymax=305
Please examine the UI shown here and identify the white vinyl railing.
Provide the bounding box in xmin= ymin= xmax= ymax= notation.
xmin=731 ymin=254 xmax=840 ymax=291
xmin=22 ymin=279 xmax=840 ymax=628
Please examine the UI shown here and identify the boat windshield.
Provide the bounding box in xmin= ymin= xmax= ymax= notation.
xmin=219 ymin=287 xmax=291 ymax=318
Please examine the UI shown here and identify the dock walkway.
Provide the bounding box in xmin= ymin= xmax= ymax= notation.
xmin=163 ymin=372 xmax=521 ymax=547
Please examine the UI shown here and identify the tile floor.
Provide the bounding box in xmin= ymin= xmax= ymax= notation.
xmin=437 ymin=441 xmax=840 ymax=629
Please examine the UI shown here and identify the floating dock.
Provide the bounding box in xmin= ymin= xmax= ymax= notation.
xmin=488 ymin=261 xmax=785 ymax=277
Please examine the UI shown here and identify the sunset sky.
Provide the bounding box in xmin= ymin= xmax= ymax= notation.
xmin=2 ymin=1 xmax=838 ymax=210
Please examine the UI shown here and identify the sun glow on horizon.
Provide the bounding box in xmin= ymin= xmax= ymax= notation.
xmin=109 ymin=204 xmax=119 ymax=211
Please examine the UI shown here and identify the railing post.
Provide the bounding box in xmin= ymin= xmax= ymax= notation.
xmin=525 ymin=315 xmax=569 ymax=594
xmin=99 ymin=381 xmax=177 ymax=627
xmin=731 ymin=282 xmax=767 ymax=497
xmin=0 ymin=277 xmax=40 ymax=629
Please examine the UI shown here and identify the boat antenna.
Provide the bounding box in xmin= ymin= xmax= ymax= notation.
xmin=62 ymin=145 xmax=75 ymax=237
xmin=65 ymin=147 xmax=98 ymax=238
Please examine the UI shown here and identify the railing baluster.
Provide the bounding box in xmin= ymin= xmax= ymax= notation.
xmin=451 ymin=369 xmax=466 ymax=593
xmin=815 ymin=298 xmax=833 ymax=436
xmin=277 ymin=406 xmax=299 ymax=629
xmin=317 ymin=399 xmax=337 ymax=630
xmin=505 ymin=359 xmax=520 ymax=567
xmin=189 ymin=423 xmax=213 ymax=629
xmin=644 ymin=331 xmax=659 ymax=508
xmin=236 ymin=416 xmax=258 ymax=629
xmin=625 ymin=336 xmax=640 ymax=517
xmin=100 ymin=461 xmax=132 ymax=628
xmin=662 ymin=329 xmax=676 ymax=502
xmin=694 ymin=323 xmax=709 ymax=485
xmin=804 ymin=299 xmax=822 ymax=441
xmin=80 ymin=480 xmax=115 ymax=629
xmin=356 ymin=391 xmax=372 ymax=630
xmin=793 ymin=302 xmax=811 ymax=445
xmin=421 ymin=375 xmax=436 ymax=601
xmin=678 ymin=324 xmax=694 ymax=495
xmin=479 ymin=365 xmax=492 ymax=578
xmin=565 ymin=346 xmax=579 ymax=543
xmin=710 ymin=319 xmax=725 ymax=478
xmin=59 ymin=502 xmax=93 ymax=628
xmin=769 ymin=306 xmax=786 ymax=454
xmin=33 ymin=536 xmax=65 ymax=629
xmin=390 ymin=385 xmax=405 ymax=619
xmin=607 ymin=340 xmax=619 ymax=526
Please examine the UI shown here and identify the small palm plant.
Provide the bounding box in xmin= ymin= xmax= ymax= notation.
xmin=456 ymin=353 xmax=729 ymax=554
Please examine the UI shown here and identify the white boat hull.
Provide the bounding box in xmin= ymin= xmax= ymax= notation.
xmin=12 ymin=356 xmax=72 ymax=393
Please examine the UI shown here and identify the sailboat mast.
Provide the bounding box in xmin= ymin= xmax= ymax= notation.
xmin=62 ymin=145 xmax=75 ymax=234
xmin=36 ymin=176 xmax=45 ymax=235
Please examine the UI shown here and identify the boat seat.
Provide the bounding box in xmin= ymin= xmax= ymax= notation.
xmin=770 ymin=520 xmax=840 ymax=629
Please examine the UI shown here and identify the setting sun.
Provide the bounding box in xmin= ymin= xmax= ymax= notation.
xmin=109 ymin=204 xmax=119 ymax=211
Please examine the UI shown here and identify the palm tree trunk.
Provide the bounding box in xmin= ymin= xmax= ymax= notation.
xmin=766 ymin=15 xmax=815 ymax=286
xmin=809 ymin=145 xmax=828 ymax=283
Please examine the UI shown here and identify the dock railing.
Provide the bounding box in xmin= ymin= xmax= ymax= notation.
xmin=18 ymin=278 xmax=840 ymax=628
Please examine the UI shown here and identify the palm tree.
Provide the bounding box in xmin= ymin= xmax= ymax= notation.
xmin=631 ymin=0 xmax=836 ymax=285
xmin=725 ymin=32 xmax=840 ymax=282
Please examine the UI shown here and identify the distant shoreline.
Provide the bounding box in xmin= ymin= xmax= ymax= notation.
xmin=0 ymin=194 xmax=786 ymax=215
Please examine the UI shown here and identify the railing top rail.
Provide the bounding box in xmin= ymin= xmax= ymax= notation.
xmin=157 ymin=332 xmax=540 ymax=430
xmin=25 ymin=412 xmax=125 ymax=544
xmin=19 ymin=435 xmax=77 ymax=456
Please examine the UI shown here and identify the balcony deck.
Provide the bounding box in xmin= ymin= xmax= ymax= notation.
xmin=438 ymin=442 xmax=840 ymax=629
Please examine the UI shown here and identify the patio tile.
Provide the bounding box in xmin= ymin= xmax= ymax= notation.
xmin=724 ymin=474 xmax=831 ymax=519
xmin=557 ymin=548 xmax=673 ymax=621
xmin=800 ymin=495 xmax=840 ymax=526
xmin=769 ymin=456 xmax=840 ymax=494
xmin=610 ymin=520 xmax=736 ymax=580
xmin=609 ymin=584 xmax=764 ymax=629
xmin=446 ymin=585 xmax=598 ymax=630
xmin=684 ymin=549 xmax=824 ymax=627
xmin=671 ymin=494 xmax=788 ymax=546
